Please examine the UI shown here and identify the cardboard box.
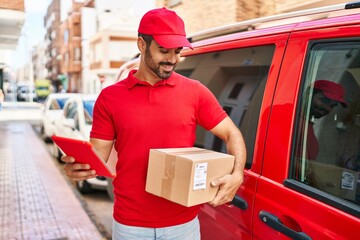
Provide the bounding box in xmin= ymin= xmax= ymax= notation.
xmin=146 ymin=147 xmax=235 ymax=207
xmin=308 ymin=161 xmax=359 ymax=202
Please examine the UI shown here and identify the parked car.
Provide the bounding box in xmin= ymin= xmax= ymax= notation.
xmin=115 ymin=54 xmax=140 ymax=81
xmin=118 ymin=2 xmax=360 ymax=239
xmin=40 ymin=93 xmax=75 ymax=143
xmin=17 ymin=85 xmax=37 ymax=102
xmin=52 ymin=94 xmax=112 ymax=197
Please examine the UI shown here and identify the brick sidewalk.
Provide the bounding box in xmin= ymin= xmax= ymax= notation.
xmin=0 ymin=122 xmax=105 ymax=240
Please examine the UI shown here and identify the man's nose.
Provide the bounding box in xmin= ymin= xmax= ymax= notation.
xmin=166 ymin=52 xmax=178 ymax=63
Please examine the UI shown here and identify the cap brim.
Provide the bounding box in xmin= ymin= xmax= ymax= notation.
xmin=323 ymin=91 xmax=348 ymax=108
xmin=153 ymin=35 xmax=193 ymax=49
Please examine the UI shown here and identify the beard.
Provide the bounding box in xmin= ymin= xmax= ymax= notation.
xmin=144 ymin=47 xmax=176 ymax=79
xmin=311 ymin=106 xmax=330 ymax=119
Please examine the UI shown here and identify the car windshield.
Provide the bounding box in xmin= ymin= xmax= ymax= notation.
xmin=83 ymin=100 xmax=95 ymax=124
xmin=50 ymin=98 xmax=69 ymax=110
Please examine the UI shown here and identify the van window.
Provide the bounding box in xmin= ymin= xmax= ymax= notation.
xmin=177 ymin=45 xmax=275 ymax=168
xmin=293 ymin=40 xmax=360 ymax=205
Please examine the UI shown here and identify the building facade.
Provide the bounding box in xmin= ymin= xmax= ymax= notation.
xmin=32 ymin=43 xmax=48 ymax=81
xmin=41 ymin=0 xmax=351 ymax=95
xmin=156 ymin=0 xmax=352 ymax=34
xmin=0 ymin=0 xmax=25 ymax=93
xmin=86 ymin=0 xmax=155 ymax=93
xmin=59 ymin=0 xmax=83 ymax=93
xmin=44 ymin=0 xmax=62 ymax=89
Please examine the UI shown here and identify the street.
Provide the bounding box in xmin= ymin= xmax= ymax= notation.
xmin=0 ymin=102 xmax=113 ymax=239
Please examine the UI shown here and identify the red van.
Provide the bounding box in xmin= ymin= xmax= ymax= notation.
xmin=183 ymin=2 xmax=360 ymax=240
xmin=118 ymin=2 xmax=360 ymax=239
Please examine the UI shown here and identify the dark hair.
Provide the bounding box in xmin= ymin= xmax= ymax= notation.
xmin=138 ymin=33 xmax=153 ymax=47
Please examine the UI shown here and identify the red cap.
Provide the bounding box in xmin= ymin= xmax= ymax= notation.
xmin=138 ymin=8 xmax=193 ymax=49
xmin=314 ymin=80 xmax=347 ymax=107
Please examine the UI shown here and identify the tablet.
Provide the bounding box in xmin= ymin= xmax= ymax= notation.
xmin=52 ymin=135 xmax=116 ymax=178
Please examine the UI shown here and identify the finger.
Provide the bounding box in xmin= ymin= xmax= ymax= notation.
xmin=63 ymin=162 xmax=91 ymax=171
xmin=210 ymin=175 xmax=226 ymax=187
xmin=61 ymin=155 xmax=75 ymax=163
xmin=209 ymin=181 xmax=237 ymax=206
xmin=209 ymin=192 xmax=234 ymax=207
xmin=63 ymin=162 xmax=96 ymax=179
xmin=65 ymin=169 xmax=97 ymax=180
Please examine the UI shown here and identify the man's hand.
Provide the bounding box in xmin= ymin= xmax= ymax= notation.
xmin=208 ymin=116 xmax=247 ymax=207
xmin=208 ymin=171 xmax=243 ymax=207
xmin=62 ymin=155 xmax=97 ymax=181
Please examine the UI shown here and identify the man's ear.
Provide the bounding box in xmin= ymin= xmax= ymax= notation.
xmin=137 ymin=37 xmax=146 ymax=53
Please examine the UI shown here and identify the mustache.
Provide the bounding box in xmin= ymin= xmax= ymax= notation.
xmin=160 ymin=61 xmax=176 ymax=66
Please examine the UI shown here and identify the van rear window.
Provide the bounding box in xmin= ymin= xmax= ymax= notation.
xmin=176 ymin=45 xmax=276 ymax=169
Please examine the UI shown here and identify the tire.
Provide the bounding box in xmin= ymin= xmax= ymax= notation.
xmin=41 ymin=125 xmax=52 ymax=143
xmin=53 ymin=144 xmax=63 ymax=163
xmin=76 ymin=180 xmax=94 ymax=194
xmin=56 ymin=149 xmax=63 ymax=163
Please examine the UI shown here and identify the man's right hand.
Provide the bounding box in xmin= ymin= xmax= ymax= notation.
xmin=62 ymin=155 xmax=97 ymax=181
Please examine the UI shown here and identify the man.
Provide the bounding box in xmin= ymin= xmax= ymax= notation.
xmin=302 ymin=79 xmax=347 ymax=160
xmin=62 ymin=8 xmax=246 ymax=240
xmin=58 ymin=84 xmax=66 ymax=93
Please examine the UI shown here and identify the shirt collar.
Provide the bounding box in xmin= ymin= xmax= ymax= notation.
xmin=125 ymin=69 xmax=176 ymax=89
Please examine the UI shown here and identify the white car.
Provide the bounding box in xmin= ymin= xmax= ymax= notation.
xmin=17 ymin=85 xmax=38 ymax=102
xmin=40 ymin=93 xmax=75 ymax=143
xmin=115 ymin=55 xmax=140 ymax=82
xmin=52 ymin=94 xmax=111 ymax=196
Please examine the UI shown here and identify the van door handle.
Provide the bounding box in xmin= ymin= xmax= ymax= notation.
xmin=259 ymin=211 xmax=312 ymax=240
xmin=231 ymin=195 xmax=248 ymax=210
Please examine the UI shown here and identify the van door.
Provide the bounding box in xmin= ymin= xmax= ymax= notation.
xmin=252 ymin=19 xmax=360 ymax=239
xmin=177 ymin=33 xmax=289 ymax=239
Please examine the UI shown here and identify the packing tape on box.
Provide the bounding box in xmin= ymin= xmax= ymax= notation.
xmin=160 ymin=149 xmax=213 ymax=199
xmin=170 ymin=149 xmax=212 ymax=156
xmin=161 ymin=154 xmax=176 ymax=199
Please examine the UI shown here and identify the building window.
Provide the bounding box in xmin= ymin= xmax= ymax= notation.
xmin=64 ymin=29 xmax=69 ymax=44
xmin=50 ymin=30 xmax=56 ymax=40
xmin=94 ymin=43 xmax=102 ymax=62
xmin=51 ymin=48 xmax=57 ymax=58
xmin=109 ymin=41 xmax=122 ymax=61
xmin=64 ymin=52 xmax=69 ymax=64
xmin=74 ymin=47 xmax=81 ymax=61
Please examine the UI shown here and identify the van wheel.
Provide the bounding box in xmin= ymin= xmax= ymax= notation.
xmin=76 ymin=180 xmax=94 ymax=194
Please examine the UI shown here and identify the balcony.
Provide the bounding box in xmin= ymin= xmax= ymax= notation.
xmin=0 ymin=3 xmax=25 ymax=49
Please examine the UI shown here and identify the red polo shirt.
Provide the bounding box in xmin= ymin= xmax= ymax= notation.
xmin=90 ymin=70 xmax=227 ymax=227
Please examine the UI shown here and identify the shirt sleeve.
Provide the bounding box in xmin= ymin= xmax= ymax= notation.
xmin=90 ymin=90 xmax=115 ymax=140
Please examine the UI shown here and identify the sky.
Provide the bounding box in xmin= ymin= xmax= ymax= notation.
xmin=10 ymin=0 xmax=153 ymax=70
xmin=11 ymin=0 xmax=50 ymax=69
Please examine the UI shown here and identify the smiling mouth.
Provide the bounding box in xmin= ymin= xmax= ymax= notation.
xmin=162 ymin=64 xmax=174 ymax=72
